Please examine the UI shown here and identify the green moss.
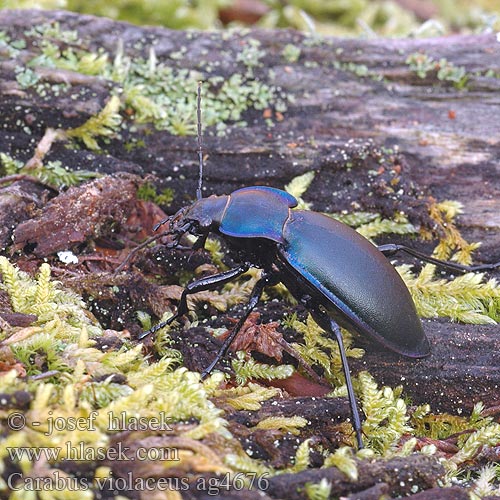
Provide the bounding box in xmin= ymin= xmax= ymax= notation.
xmin=137 ymin=181 xmax=175 ymax=206
xmin=66 ymin=96 xmax=122 ymax=150
xmin=254 ymin=416 xmax=308 ymax=435
xmin=356 ymin=372 xmax=411 ymax=454
xmin=0 ymin=257 xmax=232 ymax=494
xmin=290 ymin=314 xmax=364 ymax=388
xmin=216 ymin=383 xmax=281 ymax=411
xmin=354 ymin=213 xmax=416 ymax=240
xmin=0 ymin=153 xmax=100 ymax=188
xmin=304 ymin=478 xmax=332 ymax=500
xmin=399 ymin=263 xmax=500 ymax=324
xmin=285 ymin=170 xmax=315 ymax=209
xmin=232 ymin=351 xmax=294 ymax=385
xmin=0 ymin=257 xmax=101 ymax=339
xmin=323 ymin=447 xmax=358 ymax=480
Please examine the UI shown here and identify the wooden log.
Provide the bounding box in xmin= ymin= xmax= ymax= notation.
xmin=0 ymin=9 xmax=498 ymax=262
xmin=265 ymin=454 xmax=444 ymax=499
xmin=351 ymin=320 xmax=500 ymax=414
xmin=173 ymin=319 xmax=500 ymax=417
xmin=1 ymin=8 xmax=498 ymax=414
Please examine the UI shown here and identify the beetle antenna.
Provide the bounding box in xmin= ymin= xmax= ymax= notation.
xmin=196 ymin=81 xmax=204 ymax=200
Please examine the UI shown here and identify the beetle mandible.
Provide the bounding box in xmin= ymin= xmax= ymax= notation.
xmin=139 ymin=83 xmax=500 ymax=449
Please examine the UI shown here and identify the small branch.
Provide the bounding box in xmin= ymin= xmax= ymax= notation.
xmin=24 ymin=127 xmax=66 ymax=171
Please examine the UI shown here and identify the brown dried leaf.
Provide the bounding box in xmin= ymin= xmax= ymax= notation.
xmin=222 ymin=311 xmax=284 ymax=361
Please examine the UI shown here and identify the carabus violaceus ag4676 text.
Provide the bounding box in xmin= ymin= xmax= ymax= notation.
xmin=138 ymin=84 xmax=500 ymax=449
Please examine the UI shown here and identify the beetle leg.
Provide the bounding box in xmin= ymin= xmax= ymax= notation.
xmin=153 ymin=215 xmax=173 ymax=232
xmin=378 ymin=243 xmax=500 ymax=273
xmin=310 ymin=307 xmax=364 ymax=449
xmin=200 ymin=271 xmax=278 ymax=379
xmin=138 ymin=263 xmax=251 ymax=340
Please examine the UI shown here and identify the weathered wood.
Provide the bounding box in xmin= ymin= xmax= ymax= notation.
xmin=11 ymin=173 xmax=142 ymax=256
xmin=398 ymin=487 xmax=469 ymax=500
xmin=170 ymin=318 xmax=500 ymax=417
xmin=265 ymin=454 xmax=444 ymax=499
xmin=0 ymin=9 xmax=499 ymax=261
xmin=351 ymin=320 xmax=500 ymax=414
xmin=0 ymin=179 xmax=52 ymax=252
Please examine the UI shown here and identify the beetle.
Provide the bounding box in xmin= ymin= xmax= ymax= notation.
xmin=137 ymin=84 xmax=500 ymax=449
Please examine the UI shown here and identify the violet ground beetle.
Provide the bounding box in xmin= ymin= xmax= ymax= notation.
xmin=138 ymin=83 xmax=500 ymax=449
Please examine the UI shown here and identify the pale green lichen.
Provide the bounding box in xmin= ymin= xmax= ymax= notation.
xmin=406 ymin=52 xmax=469 ymax=89
xmin=15 ymin=66 xmax=41 ymax=88
xmin=18 ymin=23 xmax=289 ymax=137
xmin=282 ymin=43 xmax=301 ymax=63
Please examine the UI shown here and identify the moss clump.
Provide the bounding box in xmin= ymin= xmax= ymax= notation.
xmin=232 ymin=350 xmax=294 ymax=385
xmin=0 ymin=257 xmax=232 ymax=497
xmin=0 ymin=153 xmax=99 ymax=189
xmin=65 ymin=95 xmax=122 ymax=150
xmin=136 ymin=181 xmax=175 ymax=206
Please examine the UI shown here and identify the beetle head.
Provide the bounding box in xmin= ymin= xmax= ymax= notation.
xmin=155 ymin=194 xmax=229 ymax=247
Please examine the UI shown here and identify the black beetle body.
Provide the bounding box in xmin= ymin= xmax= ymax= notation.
xmin=142 ymin=185 xmax=432 ymax=448
xmin=136 ymin=83 xmax=500 ymax=449
xmin=186 ymin=186 xmax=430 ymax=357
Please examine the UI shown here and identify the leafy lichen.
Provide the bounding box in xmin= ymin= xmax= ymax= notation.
xmin=17 ymin=23 xmax=289 ymax=138
xmin=406 ymin=52 xmax=469 ymax=89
